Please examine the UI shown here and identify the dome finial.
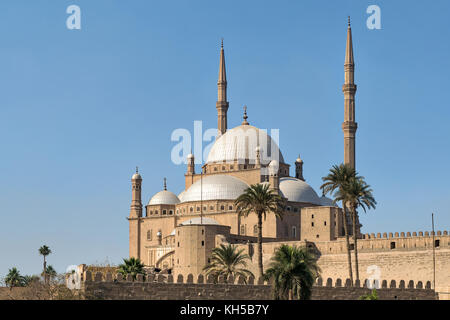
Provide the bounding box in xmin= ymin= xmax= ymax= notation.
xmin=348 ymin=16 xmax=351 ymax=27
xmin=136 ymin=166 xmax=139 ymax=173
xmin=163 ymin=177 xmax=167 ymax=191
xmin=221 ymin=38 xmax=224 ymax=49
xmin=242 ymin=105 xmax=249 ymax=125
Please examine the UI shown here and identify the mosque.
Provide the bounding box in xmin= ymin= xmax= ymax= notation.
xmin=126 ymin=21 xmax=449 ymax=298
xmin=127 ymin=19 xmax=359 ymax=274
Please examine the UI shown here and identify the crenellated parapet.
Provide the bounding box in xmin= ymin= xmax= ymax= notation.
xmin=79 ymin=272 xmax=437 ymax=300
xmin=315 ymin=277 xmax=433 ymax=290
xmin=314 ymin=230 xmax=449 ymax=254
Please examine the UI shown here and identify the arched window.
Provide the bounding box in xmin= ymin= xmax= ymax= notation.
xmin=253 ymin=225 xmax=258 ymax=236
xmin=292 ymin=226 xmax=297 ymax=238
xmin=147 ymin=230 xmax=152 ymax=241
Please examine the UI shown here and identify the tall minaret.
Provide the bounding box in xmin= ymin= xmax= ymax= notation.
xmin=216 ymin=39 xmax=229 ymax=136
xmin=342 ymin=17 xmax=358 ymax=169
xmin=129 ymin=167 xmax=142 ymax=260
xmin=130 ymin=167 xmax=143 ymax=218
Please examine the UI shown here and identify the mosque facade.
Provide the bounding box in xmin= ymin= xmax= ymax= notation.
xmin=127 ymin=22 xmax=450 ymax=298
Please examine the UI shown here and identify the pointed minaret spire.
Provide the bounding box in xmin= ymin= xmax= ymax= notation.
xmin=163 ymin=177 xmax=167 ymax=191
xmin=342 ymin=16 xmax=358 ymax=169
xmin=242 ymin=105 xmax=249 ymax=125
xmin=216 ymin=39 xmax=229 ymax=136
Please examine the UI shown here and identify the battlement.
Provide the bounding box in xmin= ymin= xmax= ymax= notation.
xmin=313 ymin=230 xmax=449 ymax=255
xmin=79 ymin=272 xmax=437 ymax=300
xmin=362 ymin=230 xmax=449 ymax=239
xmin=82 ymin=271 xmax=434 ymax=290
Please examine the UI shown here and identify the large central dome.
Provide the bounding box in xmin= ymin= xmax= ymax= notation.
xmin=207 ymin=125 xmax=285 ymax=164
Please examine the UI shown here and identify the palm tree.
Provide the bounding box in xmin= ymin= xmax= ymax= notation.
xmin=39 ymin=245 xmax=52 ymax=284
xmin=264 ymin=245 xmax=320 ymax=300
xmin=117 ymin=257 xmax=145 ymax=280
xmin=203 ymin=244 xmax=254 ymax=283
xmin=336 ymin=177 xmax=376 ymax=281
xmin=41 ymin=265 xmax=57 ymax=282
xmin=320 ymin=164 xmax=359 ymax=285
xmin=235 ymin=183 xmax=285 ymax=278
xmin=5 ymin=267 xmax=25 ymax=290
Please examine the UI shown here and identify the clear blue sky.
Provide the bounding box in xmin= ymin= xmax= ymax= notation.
xmin=1 ymin=0 xmax=449 ymax=277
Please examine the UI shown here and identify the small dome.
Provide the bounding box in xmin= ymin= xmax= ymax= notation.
xmin=279 ymin=177 xmax=321 ymax=205
xmin=268 ymin=160 xmax=279 ymax=175
xmin=295 ymin=156 xmax=303 ymax=163
xmin=132 ymin=173 xmax=142 ymax=180
xmin=320 ymin=195 xmax=336 ymax=207
xmin=181 ymin=175 xmax=248 ymax=202
xmin=180 ymin=217 xmax=221 ymax=226
xmin=148 ymin=190 xmax=180 ymax=205
xmin=207 ymin=125 xmax=285 ymax=164
xmin=187 ymin=153 xmax=194 ymax=159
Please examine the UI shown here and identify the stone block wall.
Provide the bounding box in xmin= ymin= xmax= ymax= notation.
xmin=80 ymin=272 xmax=437 ymax=300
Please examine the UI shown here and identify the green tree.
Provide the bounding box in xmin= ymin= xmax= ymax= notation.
xmin=358 ymin=289 xmax=378 ymax=300
xmin=264 ymin=245 xmax=320 ymax=300
xmin=38 ymin=245 xmax=52 ymax=284
xmin=203 ymin=244 xmax=254 ymax=283
xmin=22 ymin=275 xmax=40 ymax=286
xmin=5 ymin=267 xmax=25 ymax=290
xmin=335 ymin=177 xmax=376 ymax=281
xmin=117 ymin=257 xmax=145 ymax=280
xmin=320 ymin=164 xmax=358 ymax=285
xmin=235 ymin=183 xmax=285 ymax=278
xmin=41 ymin=265 xmax=57 ymax=282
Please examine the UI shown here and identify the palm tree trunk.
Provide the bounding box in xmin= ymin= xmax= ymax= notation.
xmin=342 ymin=203 xmax=353 ymax=286
xmin=43 ymin=256 xmax=47 ymax=285
xmin=257 ymin=213 xmax=264 ymax=278
xmin=352 ymin=207 xmax=359 ymax=281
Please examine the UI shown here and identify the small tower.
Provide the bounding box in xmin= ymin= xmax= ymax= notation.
xmin=268 ymin=160 xmax=279 ymax=192
xmin=216 ymin=39 xmax=229 ymax=136
xmin=342 ymin=17 xmax=358 ymax=169
xmin=130 ymin=167 xmax=143 ymax=218
xmin=255 ymin=145 xmax=261 ymax=167
xmin=187 ymin=153 xmax=195 ymax=175
xmin=295 ymin=155 xmax=304 ymax=181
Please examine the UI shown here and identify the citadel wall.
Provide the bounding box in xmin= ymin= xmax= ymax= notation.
xmin=79 ymin=271 xmax=437 ymax=300
xmin=231 ymin=231 xmax=450 ymax=299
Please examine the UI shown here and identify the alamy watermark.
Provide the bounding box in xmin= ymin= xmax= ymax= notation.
xmin=170 ymin=121 xmax=281 ymax=168
xmin=367 ymin=5 xmax=381 ymax=30
xmin=66 ymin=5 xmax=81 ymax=30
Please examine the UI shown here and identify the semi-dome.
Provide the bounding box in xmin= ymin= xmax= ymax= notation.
xmin=181 ymin=175 xmax=248 ymax=202
xmin=180 ymin=217 xmax=221 ymax=226
xmin=178 ymin=190 xmax=186 ymax=202
xmin=148 ymin=190 xmax=180 ymax=205
xmin=279 ymin=177 xmax=321 ymax=205
xmin=320 ymin=195 xmax=335 ymax=206
xmin=207 ymin=125 xmax=285 ymax=164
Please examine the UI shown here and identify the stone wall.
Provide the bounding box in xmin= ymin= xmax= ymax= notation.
xmin=80 ymin=272 xmax=437 ymax=300
xmin=232 ymin=231 xmax=450 ymax=299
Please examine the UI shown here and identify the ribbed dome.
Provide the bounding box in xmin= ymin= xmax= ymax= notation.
xmin=180 ymin=217 xmax=221 ymax=226
xmin=207 ymin=125 xmax=285 ymax=164
xmin=279 ymin=177 xmax=321 ymax=205
xmin=148 ymin=190 xmax=180 ymax=205
xmin=181 ymin=175 xmax=248 ymax=202
xmin=320 ymin=195 xmax=335 ymax=206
